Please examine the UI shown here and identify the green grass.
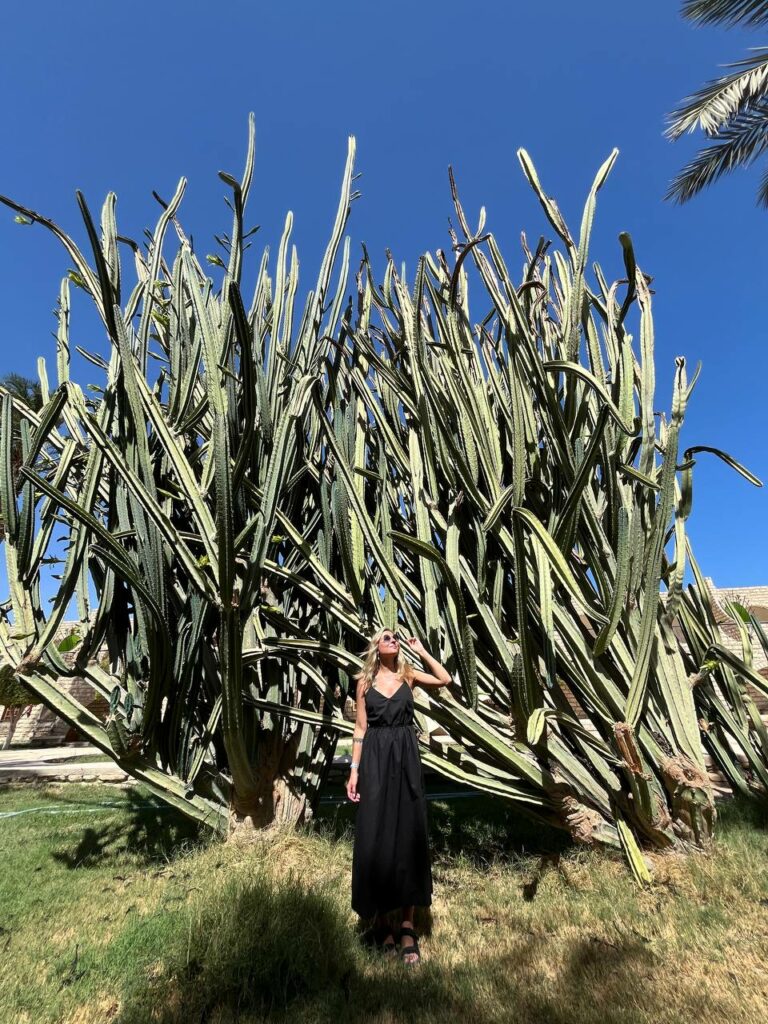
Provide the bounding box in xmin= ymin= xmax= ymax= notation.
xmin=1 ymin=784 xmax=767 ymax=1024
xmin=335 ymin=737 xmax=353 ymax=757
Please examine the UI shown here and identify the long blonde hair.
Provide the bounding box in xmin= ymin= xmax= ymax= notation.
xmin=354 ymin=627 xmax=414 ymax=693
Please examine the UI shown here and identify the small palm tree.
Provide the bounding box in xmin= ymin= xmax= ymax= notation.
xmin=667 ymin=1 xmax=768 ymax=205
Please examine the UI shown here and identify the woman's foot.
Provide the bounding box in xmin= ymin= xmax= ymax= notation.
xmin=399 ymin=925 xmax=421 ymax=966
xmin=375 ymin=918 xmax=397 ymax=955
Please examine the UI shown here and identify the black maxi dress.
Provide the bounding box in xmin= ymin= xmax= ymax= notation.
xmin=351 ymin=680 xmax=433 ymax=918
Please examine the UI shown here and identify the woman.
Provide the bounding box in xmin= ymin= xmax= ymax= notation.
xmin=346 ymin=627 xmax=452 ymax=965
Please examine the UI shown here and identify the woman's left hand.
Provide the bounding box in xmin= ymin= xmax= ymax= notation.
xmin=405 ymin=636 xmax=428 ymax=657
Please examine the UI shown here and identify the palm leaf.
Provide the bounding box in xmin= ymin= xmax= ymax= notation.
xmin=682 ymin=0 xmax=768 ymax=28
xmin=667 ymin=49 xmax=768 ymax=139
xmin=667 ymin=99 xmax=768 ymax=203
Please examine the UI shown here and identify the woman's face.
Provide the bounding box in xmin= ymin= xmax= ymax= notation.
xmin=377 ymin=630 xmax=400 ymax=658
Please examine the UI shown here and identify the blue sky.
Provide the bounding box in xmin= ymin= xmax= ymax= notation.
xmin=0 ymin=0 xmax=765 ymax=588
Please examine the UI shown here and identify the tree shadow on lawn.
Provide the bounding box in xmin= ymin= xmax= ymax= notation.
xmin=50 ymin=788 xmax=201 ymax=870
xmin=716 ymin=791 xmax=768 ymax=833
xmin=109 ymin=868 xmax=695 ymax=1024
xmin=49 ymin=782 xmax=569 ymax=877
xmin=427 ymin=794 xmax=571 ymax=864
xmin=316 ymin=790 xmax=571 ymax=868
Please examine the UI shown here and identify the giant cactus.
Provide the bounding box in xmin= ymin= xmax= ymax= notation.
xmin=0 ymin=124 xmax=764 ymax=870
xmin=259 ymin=147 xmax=765 ymax=872
xmin=0 ymin=117 xmax=358 ymax=828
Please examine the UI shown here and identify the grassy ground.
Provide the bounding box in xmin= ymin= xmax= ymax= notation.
xmin=335 ymin=738 xmax=353 ymax=758
xmin=0 ymin=784 xmax=767 ymax=1024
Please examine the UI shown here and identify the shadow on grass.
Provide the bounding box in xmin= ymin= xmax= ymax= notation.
xmin=315 ymin=788 xmax=571 ymax=868
xmin=112 ymin=867 xmax=354 ymax=1024
xmin=45 ymin=780 xmax=569 ymax=878
xmin=426 ymin=795 xmax=571 ymax=864
xmin=716 ymin=791 xmax=768 ymax=833
xmin=37 ymin=786 xmax=756 ymax=1022
xmin=50 ymin=788 xmax=201 ymax=870
xmin=108 ymin=866 xmax=682 ymax=1024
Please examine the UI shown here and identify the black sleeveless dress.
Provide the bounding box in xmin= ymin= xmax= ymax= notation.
xmin=351 ymin=681 xmax=433 ymax=918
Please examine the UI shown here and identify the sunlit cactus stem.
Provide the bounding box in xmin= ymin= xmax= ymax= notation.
xmin=0 ymin=116 xmax=358 ymax=831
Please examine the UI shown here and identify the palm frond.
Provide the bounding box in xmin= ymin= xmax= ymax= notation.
xmin=666 ymin=99 xmax=768 ymax=202
xmin=0 ymin=374 xmax=43 ymax=411
xmin=756 ymin=160 xmax=768 ymax=203
xmin=666 ymin=49 xmax=768 ymax=138
xmin=682 ymin=0 xmax=768 ymax=27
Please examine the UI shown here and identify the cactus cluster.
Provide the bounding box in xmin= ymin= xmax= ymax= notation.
xmin=0 ymin=120 xmax=765 ymax=869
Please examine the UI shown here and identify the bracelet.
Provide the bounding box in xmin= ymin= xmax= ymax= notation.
xmin=352 ymin=737 xmax=364 ymax=744
xmin=351 ymin=761 xmax=360 ymax=770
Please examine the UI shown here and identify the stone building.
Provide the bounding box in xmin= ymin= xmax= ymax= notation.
xmin=702 ymin=579 xmax=768 ymax=712
xmin=703 ymin=580 xmax=768 ymax=663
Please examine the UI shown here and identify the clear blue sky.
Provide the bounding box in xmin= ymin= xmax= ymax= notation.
xmin=0 ymin=0 xmax=765 ymax=588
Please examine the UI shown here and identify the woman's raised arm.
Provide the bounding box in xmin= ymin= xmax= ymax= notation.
xmin=405 ymin=636 xmax=452 ymax=689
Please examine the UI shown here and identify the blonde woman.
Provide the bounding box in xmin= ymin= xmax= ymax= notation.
xmin=346 ymin=628 xmax=451 ymax=965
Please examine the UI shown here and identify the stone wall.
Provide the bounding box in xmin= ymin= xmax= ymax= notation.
xmin=0 ymin=622 xmax=108 ymax=748
xmin=2 ymin=675 xmax=108 ymax=747
xmin=703 ymin=579 xmax=768 ymax=712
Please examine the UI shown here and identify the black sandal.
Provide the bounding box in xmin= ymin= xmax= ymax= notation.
xmin=399 ymin=926 xmax=421 ymax=966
